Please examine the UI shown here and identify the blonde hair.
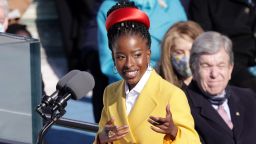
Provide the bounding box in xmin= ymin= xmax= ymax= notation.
xmin=158 ymin=21 xmax=204 ymax=87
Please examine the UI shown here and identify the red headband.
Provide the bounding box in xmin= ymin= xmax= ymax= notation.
xmin=105 ymin=7 xmax=150 ymax=31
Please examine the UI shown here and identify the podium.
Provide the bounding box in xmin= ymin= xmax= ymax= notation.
xmin=0 ymin=33 xmax=42 ymax=144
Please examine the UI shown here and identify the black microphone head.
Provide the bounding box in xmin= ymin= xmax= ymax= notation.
xmin=65 ymin=71 xmax=95 ymax=100
xmin=56 ymin=70 xmax=80 ymax=90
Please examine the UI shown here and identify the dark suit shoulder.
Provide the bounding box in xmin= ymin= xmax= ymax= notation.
xmin=182 ymin=82 xmax=207 ymax=107
xmin=229 ymin=85 xmax=256 ymax=95
xmin=228 ymin=85 xmax=256 ymax=104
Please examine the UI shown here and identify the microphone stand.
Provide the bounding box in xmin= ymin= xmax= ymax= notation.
xmin=36 ymin=107 xmax=66 ymax=144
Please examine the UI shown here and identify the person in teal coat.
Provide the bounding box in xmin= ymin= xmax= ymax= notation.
xmin=97 ymin=0 xmax=187 ymax=83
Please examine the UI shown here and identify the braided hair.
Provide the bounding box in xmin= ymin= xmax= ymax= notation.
xmin=106 ymin=1 xmax=151 ymax=51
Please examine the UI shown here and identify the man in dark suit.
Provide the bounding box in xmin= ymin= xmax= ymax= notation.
xmin=184 ymin=31 xmax=256 ymax=144
xmin=188 ymin=0 xmax=256 ymax=92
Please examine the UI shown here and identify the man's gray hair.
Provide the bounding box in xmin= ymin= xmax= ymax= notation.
xmin=0 ymin=0 xmax=8 ymax=18
xmin=190 ymin=31 xmax=234 ymax=73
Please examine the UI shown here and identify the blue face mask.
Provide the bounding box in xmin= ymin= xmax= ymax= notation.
xmin=171 ymin=55 xmax=192 ymax=78
xmin=0 ymin=23 xmax=4 ymax=32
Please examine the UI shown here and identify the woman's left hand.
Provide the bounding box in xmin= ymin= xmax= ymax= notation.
xmin=98 ymin=118 xmax=129 ymax=143
xmin=148 ymin=104 xmax=178 ymax=140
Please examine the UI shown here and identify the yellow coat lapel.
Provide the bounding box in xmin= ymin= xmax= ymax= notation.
xmin=128 ymin=70 xmax=158 ymax=132
xmin=108 ymin=80 xmax=137 ymax=143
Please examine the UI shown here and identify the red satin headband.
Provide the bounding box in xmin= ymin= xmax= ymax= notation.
xmin=105 ymin=7 xmax=150 ymax=31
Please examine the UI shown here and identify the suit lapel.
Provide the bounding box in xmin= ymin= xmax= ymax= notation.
xmin=199 ymin=101 xmax=233 ymax=136
xmin=108 ymin=81 xmax=136 ymax=143
xmin=228 ymin=89 xmax=244 ymax=139
xmin=128 ymin=71 xmax=158 ymax=132
xmin=187 ymin=82 xmax=233 ymax=136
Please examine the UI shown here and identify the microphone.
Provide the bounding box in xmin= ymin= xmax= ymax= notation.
xmin=36 ymin=70 xmax=80 ymax=118
xmin=36 ymin=70 xmax=95 ymax=144
xmin=39 ymin=70 xmax=80 ymax=108
xmin=52 ymin=71 xmax=95 ymax=112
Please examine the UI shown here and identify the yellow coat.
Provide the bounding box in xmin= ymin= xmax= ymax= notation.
xmin=94 ymin=70 xmax=201 ymax=144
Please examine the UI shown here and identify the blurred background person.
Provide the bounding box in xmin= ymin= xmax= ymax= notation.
xmin=5 ymin=23 xmax=46 ymax=96
xmin=184 ymin=31 xmax=256 ymax=144
xmin=6 ymin=23 xmax=32 ymax=37
xmin=188 ymin=0 xmax=256 ymax=92
xmin=94 ymin=1 xmax=200 ymax=143
xmin=55 ymin=0 xmax=109 ymax=123
xmin=180 ymin=0 xmax=190 ymax=14
xmin=7 ymin=0 xmax=32 ymax=24
xmin=55 ymin=0 xmax=95 ymax=70
xmin=0 ymin=0 xmax=9 ymax=32
xmin=158 ymin=21 xmax=203 ymax=87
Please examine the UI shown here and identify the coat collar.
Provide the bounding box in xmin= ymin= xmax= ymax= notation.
xmin=108 ymin=70 xmax=159 ymax=143
xmin=108 ymin=80 xmax=136 ymax=143
xmin=227 ymin=88 xmax=245 ymax=139
xmin=128 ymin=70 xmax=158 ymax=130
xmin=186 ymin=81 xmax=234 ymax=136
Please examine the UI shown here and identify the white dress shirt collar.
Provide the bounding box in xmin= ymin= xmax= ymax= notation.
xmin=212 ymin=99 xmax=232 ymax=120
xmin=125 ymin=66 xmax=152 ymax=114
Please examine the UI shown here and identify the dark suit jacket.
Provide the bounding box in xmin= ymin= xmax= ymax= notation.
xmin=183 ymin=81 xmax=256 ymax=144
xmin=188 ymin=0 xmax=256 ymax=91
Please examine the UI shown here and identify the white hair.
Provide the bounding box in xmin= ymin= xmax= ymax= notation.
xmin=190 ymin=31 xmax=234 ymax=73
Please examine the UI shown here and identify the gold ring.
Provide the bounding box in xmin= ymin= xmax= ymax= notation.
xmin=108 ymin=130 xmax=115 ymax=138
xmin=152 ymin=122 xmax=159 ymax=125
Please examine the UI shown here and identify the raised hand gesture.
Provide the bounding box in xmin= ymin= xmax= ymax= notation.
xmin=148 ymin=104 xmax=178 ymax=140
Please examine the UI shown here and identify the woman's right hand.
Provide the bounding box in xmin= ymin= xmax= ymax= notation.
xmin=98 ymin=118 xmax=129 ymax=143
